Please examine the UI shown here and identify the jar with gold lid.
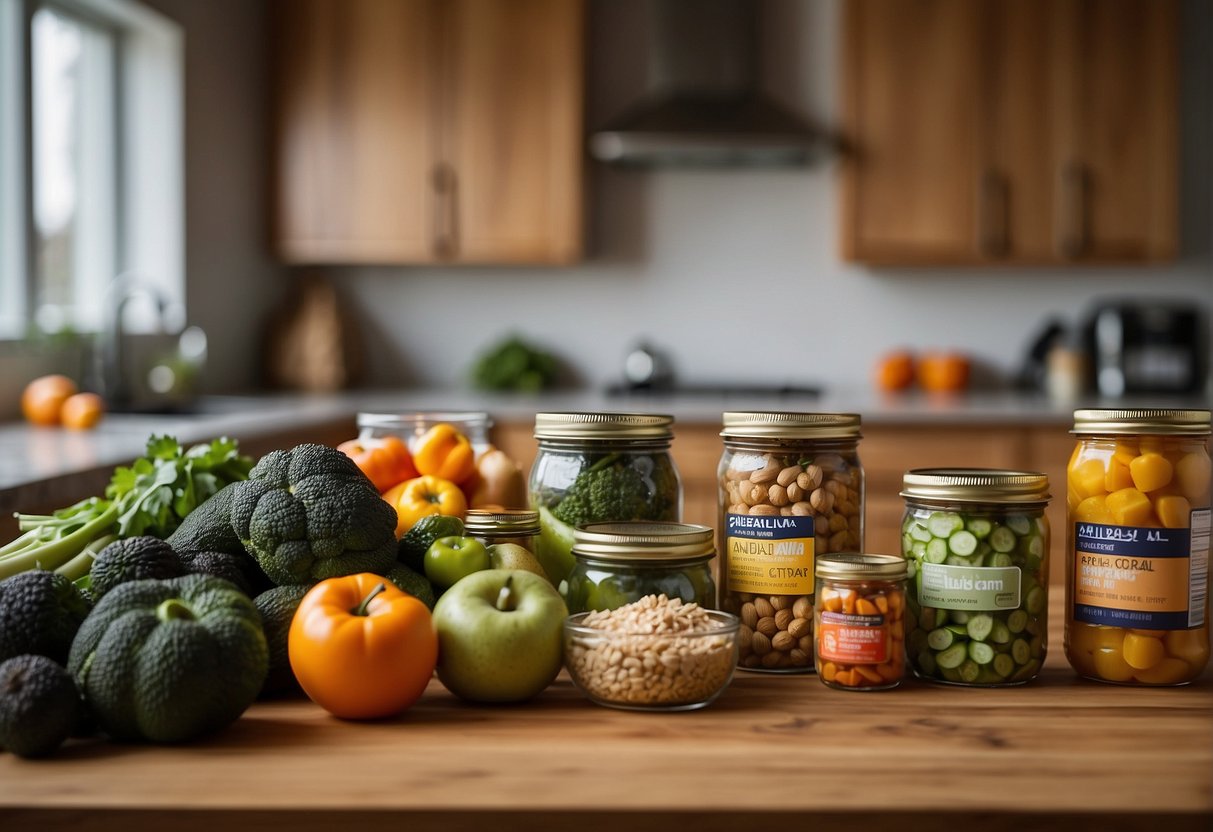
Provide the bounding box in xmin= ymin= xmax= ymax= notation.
xmin=814 ymin=553 xmax=909 ymax=691
xmin=1066 ymin=409 xmax=1211 ymax=686
xmin=562 ymin=521 xmax=715 ymax=614
xmin=901 ymin=468 xmax=1051 ymax=686
xmin=718 ymin=411 xmax=864 ymax=673
xmin=464 ymin=508 xmax=541 ymax=562
xmin=530 ymin=413 xmax=682 ymax=588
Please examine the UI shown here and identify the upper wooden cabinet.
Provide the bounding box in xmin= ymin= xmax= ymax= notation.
xmin=272 ymin=0 xmax=585 ymax=265
xmin=840 ymin=0 xmax=1178 ymax=265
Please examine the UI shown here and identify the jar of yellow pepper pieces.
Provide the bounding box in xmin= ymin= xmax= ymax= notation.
xmin=1066 ymin=409 xmax=1211 ymax=685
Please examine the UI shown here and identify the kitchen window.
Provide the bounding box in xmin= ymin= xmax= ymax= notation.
xmin=0 ymin=0 xmax=183 ymax=340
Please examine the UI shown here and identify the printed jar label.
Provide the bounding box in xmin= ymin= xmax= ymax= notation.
xmin=918 ymin=562 xmax=1022 ymax=610
xmin=726 ymin=513 xmax=815 ymax=594
xmin=817 ymin=610 xmax=888 ymax=664
xmin=1074 ymin=510 xmax=1210 ymax=630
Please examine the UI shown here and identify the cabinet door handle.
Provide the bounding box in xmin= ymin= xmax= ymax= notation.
xmin=1057 ymin=162 xmax=1087 ymax=259
xmin=977 ymin=171 xmax=1008 ymax=258
xmin=431 ymin=163 xmax=458 ymax=259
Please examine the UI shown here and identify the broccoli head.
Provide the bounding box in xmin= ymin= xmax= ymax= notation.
xmin=550 ymin=453 xmax=678 ymax=527
xmin=90 ymin=536 xmax=186 ymax=600
xmin=230 ymin=444 xmax=398 ymax=585
xmin=0 ymin=571 xmax=92 ymax=664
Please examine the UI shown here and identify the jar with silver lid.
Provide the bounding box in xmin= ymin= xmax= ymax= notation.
xmin=718 ymin=411 xmax=864 ymax=673
xmin=357 ymin=411 xmax=492 ymax=456
xmin=563 ymin=522 xmax=715 ymax=614
xmin=530 ymin=412 xmax=682 ymax=587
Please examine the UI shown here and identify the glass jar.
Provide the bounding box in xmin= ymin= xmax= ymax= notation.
xmin=357 ymin=411 xmax=493 ymax=456
xmin=530 ymin=412 xmax=682 ymax=587
xmin=1066 ymin=409 xmax=1211 ymax=686
xmin=563 ymin=522 xmax=715 ymax=614
xmin=901 ymin=469 xmax=1051 ymax=686
xmin=814 ymin=553 xmax=909 ymax=691
xmin=464 ymin=508 xmax=540 ymax=554
xmin=718 ymin=411 xmax=864 ymax=673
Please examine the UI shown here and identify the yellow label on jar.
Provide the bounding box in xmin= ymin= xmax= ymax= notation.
xmin=726 ymin=513 xmax=815 ymax=594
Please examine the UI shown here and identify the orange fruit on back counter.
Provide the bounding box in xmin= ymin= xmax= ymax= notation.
xmin=21 ymin=374 xmax=78 ymax=426
xmin=61 ymin=392 xmax=105 ymax=430
xmin=874 ymin=351 xmax=916 ymax=392
xmin=917 ymin=353 xmax=971 ymax=393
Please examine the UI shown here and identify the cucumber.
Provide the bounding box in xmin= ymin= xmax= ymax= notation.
xmin=1011 ymin=638 xmax=1031 ymax=665
xmin=927 ymin=512 xmax=964 ymax=538
xmin=1026 ymin=585 xmax=1046 ymax=615
xmin=909 ymin=524 xmax=933 ymax=544
xmin=990 ymin=526 xmax=1016 ymax=553
xmin=949 ymin=610 xmax=970 ymax=625
xmin=992 ymin=653 xmax=1016 ymax=678
xmin=1007 ymin=609 xmax=1028 ymax=633
xmin=917 ymin=650 xmax=938 ymax=676
xmin=991 ymin=552 xmax=1014 ymax=568
xmin=968 ymin=641 xmax=995 ymax=665
xmin=958 ymin=660 xmax=981 ymax=683
xmin=965 ymin=517 xmax=993 ymax=539
xmin=990 ymin=620 xmax=1012 ymax=644
xmin=925 ymin=538 xmax=949 ymax=563
xmin=927 ymin=628 xmax=954 ymax=650
xmin=939 ymin=666 xmax=963 ymax=683
xmin=948 ymin=530 xmax=978 ymax=556
xmin=944 ymin=623 xmax=970 ymax=638
xmin=966 ymin=613 xmax=994 ymax=642
xmin=1006 ymin=514 xmax=1033 ymax=536
xmin=936 ymin=643 xmax=968 ymax=670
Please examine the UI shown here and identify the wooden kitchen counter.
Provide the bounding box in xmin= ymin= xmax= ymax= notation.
xmin=1 ymin=599 xmax=1209 ymax=831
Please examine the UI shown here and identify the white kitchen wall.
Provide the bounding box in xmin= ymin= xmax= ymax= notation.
xmin=335 ymin=0 xmax=1213 ymax=394
xmin=136 ymin=0 xmax=1211 ymax=397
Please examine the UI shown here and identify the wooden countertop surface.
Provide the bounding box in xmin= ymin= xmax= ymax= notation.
xmin=1 ymin=597 xmax=1210 ymax=831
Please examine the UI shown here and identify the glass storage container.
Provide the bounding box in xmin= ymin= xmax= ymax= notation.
xmin=1066 ymin=409 xmax=1211 ymax=686
xmin=814 ymin=553 xmax=909 ymax=691
xmin=901 ymin=469 xmax=1051 ymax=686
xmin=464 ymin=508 xmax=540 ymax=555
xmin=718 ymin=411 xmax=864 ymax=673
xmin=357 ymin=411 xmax=493 ymax=456
xmin=563 ymin=522 xmax=716 ymax=614
xmin=530 ymin=412 xmax=681 ymax=588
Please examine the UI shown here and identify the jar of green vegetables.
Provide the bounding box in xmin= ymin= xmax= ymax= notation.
xmin=900 ymin=468 xmax=1051 ymax=686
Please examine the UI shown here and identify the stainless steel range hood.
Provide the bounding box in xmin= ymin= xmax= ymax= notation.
xmin=590 ymin=0 xmax=828 ymax=167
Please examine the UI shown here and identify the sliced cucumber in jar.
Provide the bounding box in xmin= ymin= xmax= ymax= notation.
xmin=927 ymin=512 xmax=964 ymax=538
xmin=965 ymin=613 xmax=994 ymax=642
xmin=989 ymin=526 xmax=1017 ymax=553
xmin=992 ymin=652 xmax=1016 ymax=678
xmin=965 ymin=517 xmax=993 ymax=539
xmin=925 ymin=538 xmax=949 ymax=563
xmin=927 ymin=628 xmax=955 ymax=650
xmin=968 ymin=641 xmax=995 ymax=665
xmin=948 ymin=530 xmax=978 ymax=556
xmin=936 ymin=643 xmax=968 ymax=670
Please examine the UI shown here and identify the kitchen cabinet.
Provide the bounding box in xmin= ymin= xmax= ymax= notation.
xmin=272 ymin=0 xmax=584 ymax=265
xmin=840 ymin=0 xmax=1178 ymax=265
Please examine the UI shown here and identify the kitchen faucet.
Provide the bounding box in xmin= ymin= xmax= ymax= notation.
xmin=98 ymin=273 xmax=172 ymax=408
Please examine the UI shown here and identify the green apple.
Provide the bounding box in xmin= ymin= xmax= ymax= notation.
xmin=424 ymin=536 xmax=490 ymax=589
xmin=487 ymin=543 xmax=549 ymax=582
xmin=432 ymin=569 xmax=568 ymax=703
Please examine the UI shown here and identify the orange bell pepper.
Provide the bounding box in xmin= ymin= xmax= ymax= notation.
xmin=412 ymin=423 xmax=476 ymax=485
xmin=288 ymin=573 xmax=438 ymax=719
xmin=336 ymin=436 xmax=418 ymax=492
xmin=383 ymin=475 xmax=468 ymax=537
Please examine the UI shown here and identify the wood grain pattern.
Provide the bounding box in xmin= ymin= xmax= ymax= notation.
xmin=1 ymin=594 xmax=1208 ymax=831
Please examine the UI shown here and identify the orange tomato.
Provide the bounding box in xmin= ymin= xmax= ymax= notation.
xmin=874 ymin=351 xmax=915 ymax=392
xmin=412 ymin=423 xmax=476 ymax=485
xmin=337 ymin=436 xmax=417 ymax=492
xmin=917 ymin=352 xmax=970 ymax=393
xmin=288 ymin=573 xmax=438 ymax=719
xmin=383 ymin=475 xmax=468 ymax=537
xmin=21 ymin=374 xmax=78 ymax=426
xmin=60 ymin=392 xmax=105 ymax=430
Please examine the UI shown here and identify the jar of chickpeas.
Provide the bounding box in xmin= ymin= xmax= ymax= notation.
xmin=718 ymin=412 xmax=864 ymax=673
xmin=1066 ymin=409 xmax=1211 ymax=686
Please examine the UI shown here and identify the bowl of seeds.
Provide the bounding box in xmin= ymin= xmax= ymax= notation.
xmin=563 ymin=594 xmax=740 ymax=711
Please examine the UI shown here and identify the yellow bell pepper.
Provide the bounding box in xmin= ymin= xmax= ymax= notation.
xmin=383 ymin=475 xmax=467 ymax=537
xmin=412 ymin=424 xmax=476 ymax=486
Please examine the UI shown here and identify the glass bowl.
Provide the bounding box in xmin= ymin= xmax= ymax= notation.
xmin=563 ymin=609 xmax=740 ymax=711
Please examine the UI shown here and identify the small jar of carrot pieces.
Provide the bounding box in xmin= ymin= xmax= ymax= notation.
xmin=814 ymin=553 xmax=909 ymax=691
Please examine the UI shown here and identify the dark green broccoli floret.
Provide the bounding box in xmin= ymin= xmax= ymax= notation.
xmin=253 ymin=584 xmax=313 ymax=694
xmin=551 ymin=453 xmax=674 ymax=527
xmin=384 ymin=563 xmax=436 ymax=610
xmin=0 ymin=654 xmax=84 ymax=757
xmin=0 ymin=571 xmax=92 ymax=664
xmin=89 ymin=536 xmax=186 ymax=599
xmin=167 ymin=482 xmax=246 ymax=558
xmin=180 ymin=550 xmax=261 ymax=596
xmin=67 ymin=574 xmax=267 ymax=742
xmin=230 ymin=444 xmax=398 ymax=585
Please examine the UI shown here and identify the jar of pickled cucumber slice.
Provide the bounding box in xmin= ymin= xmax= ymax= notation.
xmin=1066 ymin=409 xmax=1211 ymax=686
xmin=901 ymin=469 xmax=1051 ymax=686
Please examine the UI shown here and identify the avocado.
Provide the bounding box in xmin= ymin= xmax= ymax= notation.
xmin=0 ymin=654 xmax=84 ymax=758
xmin=0 ymin=571 xmax=92 ymax=664
xmin=252 ymin=584 xmax=313 ymax=694
xmin=398 ymin=514 xmax=465 ymax=572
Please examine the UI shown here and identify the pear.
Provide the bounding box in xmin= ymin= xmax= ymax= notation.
xmin=487 ymin=543 xmax=549 ymax=584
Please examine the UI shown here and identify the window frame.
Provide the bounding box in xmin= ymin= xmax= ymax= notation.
xmin=0 ymin=0 xmax=182 ymax=340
